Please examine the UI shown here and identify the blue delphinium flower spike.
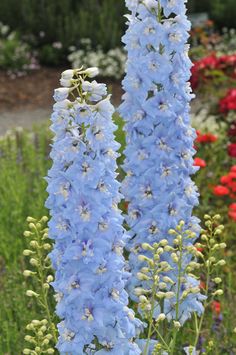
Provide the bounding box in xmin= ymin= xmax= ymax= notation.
xmin=46 ymin=67 xmax=142 ymax=354
xmin=119 ymin=0 xmax=204 ymax=323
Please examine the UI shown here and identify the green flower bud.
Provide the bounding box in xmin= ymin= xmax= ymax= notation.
xmin=159 ymin=239 xmax=168 ymax=246
xmin=43 ymin=243 xmax=52 ymax=250
xmin=213 ymin=289 xmax=223 ymax=296
xmin=23 ymin=349 xmax=31 ymax=354
xmin=142 ymin=243 xmax=154 ymax=251
xmin=23 ymin=249 xmax=34 ymax=256
xmin=219 ymin=243 xmax=226 ymax=249
xmin=43 ymin=283 xmax=50 ymax=289
xmin=139 ymin=295 xmax=148 ymax=303
xmin=137 ymin=272 xmax=150 ymax=281
xmin=30 ymin=240 xmax=39 ymax=249
xmin=32 ymin=320 xmax=41 ymax=326
xmin=204 ymin=214 xmax=211 ymax=220
xmin=40 ymin=216 xmax=49 ymax=223
xmin=23 ymin=270 xmax=35 ymax=277
xmin=213 ymin=277 xmax=222 ymax=284
xmin=30 ymin=258 xmax=39 ymax=266
xmin=26 ymin=290 xmax=39 ymax=297
xmin=47 ymin=349 xmax=55 ymax=354
xmin=23 ymin=231 xmax=32 ymax=237
xmin=27 ymin=217 xmax=37 ymax=223
xmin=163 ymin=276 xmax=174 ymax=284
xmin=159 ymin=282 xmax=167 ymax=290
xmin=165 ymin=291 xmax=175 ymax=299
xmin=171 ymin=253 xmax=179 ymax=263
xmin=46 ymin=275 xmax=54 ymax=283
xmin=29 ymin=223 xmax=36 ymax=229
xmin=217 ymin=259 xmax=226 ymax=266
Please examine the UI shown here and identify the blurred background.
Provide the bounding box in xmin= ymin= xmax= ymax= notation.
xmin=0 ymin=0 xmax=235 ymax=134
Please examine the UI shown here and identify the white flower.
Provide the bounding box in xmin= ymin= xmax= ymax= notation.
xmin=53 ymin=88 xmax=70 ymax=102
xmin=83 ymin=67 xmax=99 ymax=78
xmin=82 ymin=80 xmax=107 ymax=101
xmin=61 ymin=69 xmax=74 ymax=80
xmin=53 ymin=99 xmax=71 ymax=111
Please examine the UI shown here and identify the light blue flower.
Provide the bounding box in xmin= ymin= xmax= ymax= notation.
xmin=120 ymin=0 xmax=204 ymax=323
xmin=46 ymin=68 xmax=142 ymax=354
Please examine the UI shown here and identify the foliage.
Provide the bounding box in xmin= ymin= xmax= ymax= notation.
xmin=68 ymin=39 xmax=126 ymax=80
xmin=0 ymin=22 xmax=39 ymax=75
xmin=0 ymin=0 xmax=126 ymax=52
xmin=22 ymin=217 xmax=58 ymax=355
xmin=0 ymin=125 xmax=51 ymax=354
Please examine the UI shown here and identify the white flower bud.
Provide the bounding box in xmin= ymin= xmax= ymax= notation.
xmin=165 ymin=291 xmax=175 ymax=299
xmin=217 ymin=259 xmax=226 ymax=266
xmin=156 ymin=313 xmax=166 ymax=322
xmin=163 ymin=276 xmax=174 ymax=284
xmin=23 ymin=349 xmax=31 ymax=354
xmin=213 ymin=277 xmax=222 ymax=284
xmin=54 ymin=87 xmax=70 ymax=102
xmin=61 ymin=69 xmax=74 ymax=80
xmin=23 ymin=231 xmax=32 ymax=237
xmin=27 ymin=217 xmax=36 ymax=223
xmin=26 ymin=290 xmax=39 ymax=297
xmin=83 ymin=67 xmax=99 ymax=78
xmin=23 ymin=270 xmax=35 ymax=277
xmin=43 ymin=243 xmax=52 ymax=250
xmin=47 ymin=349 xmax=55 ymax=354
xmin=212 ymin=289 xmax=223 ymax=296
xmin=219 ymin=243 xmax=226 ymax=249
xmin=173 ymin=321 xmax=181 ymax=329
xmin=47 ymin=275 xmax=54 ymax=283
xmin=23 ymin=249 xmax=34 ymax=256
xmin=30 ymin=258 xmax=39 ymax=266
xmin=142 ymin=243 xmax=154 ymax=251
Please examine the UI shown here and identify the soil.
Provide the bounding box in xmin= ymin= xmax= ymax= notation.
xmin=0 ymin=67 xmax=123 ymax=135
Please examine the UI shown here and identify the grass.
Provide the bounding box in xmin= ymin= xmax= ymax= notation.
xmin=0 ymin=116 xmax=236 ymax=354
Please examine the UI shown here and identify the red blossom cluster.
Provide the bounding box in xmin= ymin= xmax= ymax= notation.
xmin=213 ymin=166 xmax=236 ymax=221
xmin=193 ymin=130 xmax=218 ymax=169
xmin=191 ymin=53 xmax=236 ymax=90
xmin=228 ymin=143 xmax=236 ymax=158
xmin=196 ymin=130 xmax=218 ymax=143
xmin=220 ymin=89 xmax=236 ymax=114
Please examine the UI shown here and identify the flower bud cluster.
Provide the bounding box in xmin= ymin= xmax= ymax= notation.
xmin=22 ymin=217 xmax=57 ymax=353
xmin=120 ymin=0 xmax=201 ymax=322
xmin=46 ymin=68 xmax=142 ymax=354
xmin=198 ymin=215 xmax=227 ymax=300
xmin=135 ymin=221 xmax=205 ymax=328
xmin=23 ymin=319 xmax=55 ymax=355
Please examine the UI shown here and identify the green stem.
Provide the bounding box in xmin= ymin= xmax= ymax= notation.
xmin=169 ymin=241 xmax=183 ymax=355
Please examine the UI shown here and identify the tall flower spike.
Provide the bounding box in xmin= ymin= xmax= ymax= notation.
xmin=119 ymin=0 xmax=204 ymax=323
xmin=46 ymin=68 xmax=142 ymax=354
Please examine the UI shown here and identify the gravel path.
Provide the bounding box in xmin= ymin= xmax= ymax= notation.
xmin=0 ymin=109 xmax=51 ymax=136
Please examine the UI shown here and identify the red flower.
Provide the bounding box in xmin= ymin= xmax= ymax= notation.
xmin=220 ymin=89 xmax=236 ymax=114
xmin=229 ymin=203 xmax=236 ymax=211
xmin=228 ymin=143 xmax=236 ymax=158
xmin=220 ymin=175 xmax=231 ymax=184
xmin=196 ymin=131 xmax=218 ymax=143
xmin=213 ymin=185 xmax=230 ymax=196
xmin=212 ymin=301 xmax=221 ymax=315
xmin=194 ymin=157 xmax=206 ymax=168
xmin=228 ymin=209 xmax=236 ymax=221
xmin=230 ymin=166 xmax=236 ymax=172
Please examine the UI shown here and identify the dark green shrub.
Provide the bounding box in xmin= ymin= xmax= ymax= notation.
xmin=0 ymin=0 xmax=126 ymax=51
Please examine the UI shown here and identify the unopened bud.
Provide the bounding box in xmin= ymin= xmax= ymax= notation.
xmin=26 ymin=290 xmax=39 ymax=297
xmin=156 ymin=313 xmax=166 ymax=322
